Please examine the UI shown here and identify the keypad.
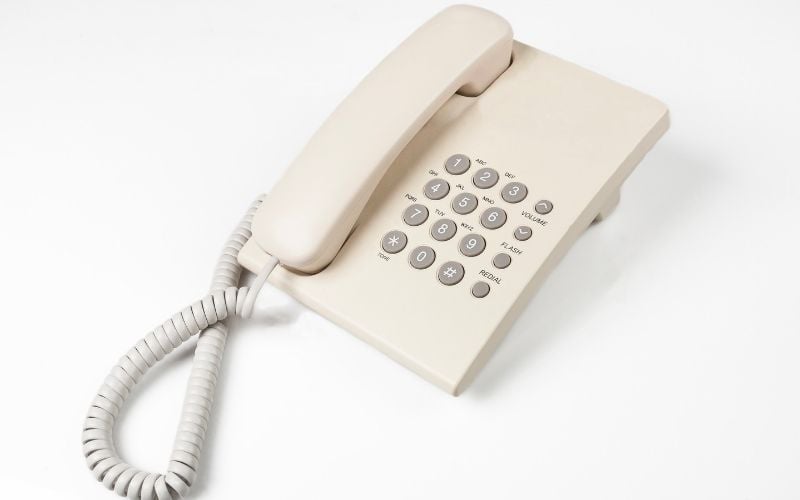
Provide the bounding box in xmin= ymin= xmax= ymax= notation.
xmin=380 ymin=154 xmax=545 ymax=294
xmin=459 ymin=233 xmax=486 ymax=257
xmin=381 ymin=230 xmax=407 ymax=254
xmin=444 ymin=154 xmax=471 ymax=175
xmin=403 ymin=203 xmax=429 ymax=226
xmin=451 ymin=192 xmax=478 ymax=215
xmin=438 ymin=261 xmax=465 ymax=285
xmin=423 ymin=178 xmax=450 ymax=200
xmin=480 ymin=207 xmax=507 ymax=229
xmin=501 ymin=182 xmax=527 ymax=203
xmin=409 ymin=246 xmax=436 ymax=269
xmin=430 ymin=218 xmax=457 ymax=241
xmin=472 ymin=168 xmax=499 ymax=189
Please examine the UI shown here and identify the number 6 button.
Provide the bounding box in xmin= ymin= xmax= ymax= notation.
xmin=480 ymin=207 xmax=507 ymax=229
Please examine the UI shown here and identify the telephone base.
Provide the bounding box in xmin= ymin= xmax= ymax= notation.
xmin=244 ymin=43 xmax=669 ymax=394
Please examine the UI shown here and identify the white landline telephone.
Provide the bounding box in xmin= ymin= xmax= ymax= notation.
xmin=82 ymin=5 xmax=669 ymax=499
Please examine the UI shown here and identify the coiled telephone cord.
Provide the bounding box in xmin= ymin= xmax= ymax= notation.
xmin=82 ymin=196 xmax=278 ymax=499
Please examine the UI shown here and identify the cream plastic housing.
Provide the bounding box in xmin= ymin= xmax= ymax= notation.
xmin=238 ymin=8 xmax=669 ymax=394
xmin=249 ymin=5 xmax=513 ymax=273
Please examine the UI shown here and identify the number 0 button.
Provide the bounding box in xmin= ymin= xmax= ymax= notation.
xmin=501 ymin=182 xmax=528 ymax=203
xmin=423 ymin=178 xmax=450 ymax=200
xmin=402 ymin=204 xmax=429 ymax=226
xmin=480 ymin=207 xmax=507 ymax=229
xmin=409 ymin=246 xmax=436 ymax=269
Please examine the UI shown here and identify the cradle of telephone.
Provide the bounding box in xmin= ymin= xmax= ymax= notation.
xmin=241 ymin=5 xmax=669 ymax=395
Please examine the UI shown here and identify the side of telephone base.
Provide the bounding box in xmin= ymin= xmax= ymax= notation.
xmin=594 ymin=190 xmax=622 ymax=223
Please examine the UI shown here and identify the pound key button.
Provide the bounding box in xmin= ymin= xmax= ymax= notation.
xmin=437 ymin=261 xmax=465 ymax=286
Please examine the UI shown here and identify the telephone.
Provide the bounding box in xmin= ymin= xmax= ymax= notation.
xmin=82 ymin=5 xmax=669 ymax=499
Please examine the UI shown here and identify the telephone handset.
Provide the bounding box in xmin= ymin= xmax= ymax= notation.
xmin=83 ymin=5 xmax=668 ymax=499
xmin=250 ymin=6 xmax=513 ymax=272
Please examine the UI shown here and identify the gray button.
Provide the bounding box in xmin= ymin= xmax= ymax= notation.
xmin=471 ymin=281 xmax=491 ymax=298
xmin=430 ymin=218 xmax=457 ymax=241
xmin=459 ymin=233 xmax=486 ymax=257
xmin=423 ymin=178 xmax=450 ymax=200
xmin=451 ymin=192 xmax=478 ymax=215
xmin=437 ymin=261 xmax=465 ymax=286
xmin=444 ymin=154 xmax=471 ymax=175
xmin=408 ymin=246 xmax=436 ymax=269
xmin=535 ymin=200 xmax=554 ymax=214
xmin=501 ymin=182 xmax=528 ymax=203
xmin=472 ymin=168 xmax=499 ymax=189
xmin=480 ymin=207 xmax=507 ymax=229
xmin=492 ymin=253 xmax=511 ymax=269
xmin=381 ymin=230 xmax=407 ymax=254
xmin=514 ymin=225 xmax=532 ymax=241
xmin=402 ymin=203 xmax=429 ymax=226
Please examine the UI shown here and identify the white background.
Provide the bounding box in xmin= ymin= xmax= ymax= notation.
xmin=1 ymin=1 xmax=799 ymax=499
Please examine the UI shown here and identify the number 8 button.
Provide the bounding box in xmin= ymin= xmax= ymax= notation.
xmin=430 ymin=218 xmax=457 ymax=241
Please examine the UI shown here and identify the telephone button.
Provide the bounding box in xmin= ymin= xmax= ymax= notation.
xmin=423 ymin=178 xmax=450 ymax=200
xmin=513 ymin=226 xmax=532 ymax=241
xmin=437 ymin=261 xmax=465 ymax=286
xmin=459 ymin=233 xmax=486 ymax=257
xmin=480 ymin=207 xmax=507 ymax=229
xmin=492 ymin=253 xmax=512 ymax=269
xmin=408 ymin=246 xmax=436 ymax=269
xmin=471 ymin=281 xmax=491 ymax=298
xmin=501 ymin=182 xmax=528 ymax=203
xmin=472 ymin=168 xmax=499 ymax=189
xmin=534 ymin=200 xmax=554 ymax=215
xmin=451 ymin=192 xmax=478 ymax=215
xmin=430 ymin=218 xmax=457 ymax=241
xmin=381 ymin=230 xmax=407 ymax=254
xmin=444 ymin=154 xmax=471 ymax=175
xmin=402 ymin=203 xmax=429 ymax=226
